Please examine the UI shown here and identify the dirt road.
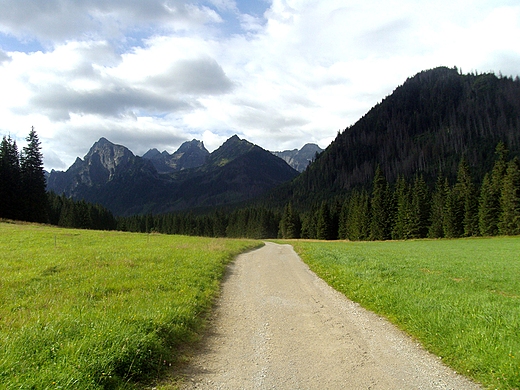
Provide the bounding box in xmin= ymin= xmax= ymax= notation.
xmin=179 ymin=242 xmax=481 ymax=389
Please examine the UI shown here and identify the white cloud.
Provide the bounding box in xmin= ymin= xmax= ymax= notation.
xmin=0 ymin=0 xmax=519 ymax=170
xmin=0 ymin=48 xmax=10 ymax=63
xmin=0 ymin=0 xmax=223 ymax=42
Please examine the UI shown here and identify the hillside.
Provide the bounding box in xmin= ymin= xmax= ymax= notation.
xmin=274 ymin=67 xmax=520 ymax=207
xmin=47 ymin=136 xmax=298 ymax=215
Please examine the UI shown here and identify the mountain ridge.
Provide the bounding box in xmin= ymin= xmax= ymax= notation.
xmin=272 ymin=143 xmax=323 ymax=172
xmin=141 ymin=139 xmax=209 ymax=173
xmin=47 ymin=135 xmax=299 ymax=215
xmin=268 ymin=66 xmax=520 ymax=208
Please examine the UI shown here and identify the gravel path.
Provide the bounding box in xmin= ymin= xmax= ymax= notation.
xmin=178 ymin=242 xmax=481 ymax=389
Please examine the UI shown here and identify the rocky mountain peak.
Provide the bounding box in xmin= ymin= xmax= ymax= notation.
xmin=141 ymin=139 xmax=210 ymax=173
xmin=83 ymin=138 xmax=137 ymax=183
xmin=272 ymin=143 xmax=323 ymax=172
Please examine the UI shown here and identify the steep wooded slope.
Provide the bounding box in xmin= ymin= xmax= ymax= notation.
xmin=276 ymin=67 xmax=520 ymax=206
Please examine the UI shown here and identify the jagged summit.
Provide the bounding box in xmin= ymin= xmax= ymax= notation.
xmin=47 ymin=135 xmax=298 ymax=215
xmin=272 ymin=143 xmax=323 ymax=172
xmin=142 ymin=139 xmax=209 ymax=173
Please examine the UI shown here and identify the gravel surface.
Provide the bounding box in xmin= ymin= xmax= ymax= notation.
xmin=178 ymin=242 xmax=481 ymax=389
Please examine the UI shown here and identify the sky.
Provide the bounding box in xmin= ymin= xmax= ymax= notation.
xmin=0 ymin=0 xmax=519 ymax=171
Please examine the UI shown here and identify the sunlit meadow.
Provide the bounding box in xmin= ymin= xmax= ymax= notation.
xmin=291 ymin=237 xmax=520 ymax=390
xmin=0 ymin=222 xmax=260 ymax=389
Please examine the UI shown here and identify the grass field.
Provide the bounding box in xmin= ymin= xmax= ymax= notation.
xmin=291 ymin=237 xmax=520 ymax=390
xmin=0 ymin=222 xmax=261 ymax=389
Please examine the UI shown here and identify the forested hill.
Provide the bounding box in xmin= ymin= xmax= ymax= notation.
xmin=278 ymin=67 xmax=520 ymax=206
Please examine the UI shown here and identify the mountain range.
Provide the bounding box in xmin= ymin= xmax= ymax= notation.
xmin=47 ymin=135 xmax=299 ymax=215
xmin=48 ymin=66 xmax=520 ymax=219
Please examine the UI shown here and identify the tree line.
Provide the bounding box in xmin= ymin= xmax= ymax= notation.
xmin=1 ymin=128 xmax=117 ymax=230
xmin=117 ymin=142 xmax=520 ymax=241
xmin=0 ymin=128 xmax=48 ymax=223
xmin=296 ymin=141 xmax=520 ymax=240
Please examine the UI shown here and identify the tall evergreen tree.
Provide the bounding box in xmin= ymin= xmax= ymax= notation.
xmin=478 ymin=173 xmax=495 ymax=236
xmin=20 ymin=127 xmax=47 ymax=222
xmin=279 ymin=202 xmax=301 ymax=239
xmin=338 ymin=198 xmax=349 ymax=240
xmin=392 ymin=175 xmax=411 ymax=240
xmin=498 ymin=157 xmax=520 ymax=235
xmin=444 ymin=185 xmax=463 ymax=238
xmin=344 ymin=189 xmax=371 ymax=241
xmin=316 ymin=202 xmax=333 ymax=240
xmin=300 ymin=210 xmax=317 ymax=239
xmin=370 ymin=165 xmax=391 ymax=240
xmin=479 ymin=142 xmax=508 ymax=236
xmin=445 ymin=157 xmax=477 ymax=238
xmin=0 ymin=135 xmax=22 ymax=220
xmin=410 ymin=174 xmax=431 ymax=238
xmin=429 ymin=174 xmax=448 ymax=238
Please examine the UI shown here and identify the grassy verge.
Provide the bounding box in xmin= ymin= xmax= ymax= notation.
xmin=290 ymin=237 xmax=520 ymax=390
xmin=0 ymin=222 xmax=261 ymax=389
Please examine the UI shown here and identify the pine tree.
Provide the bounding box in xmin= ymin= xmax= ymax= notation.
xmin=300 ymin=211 xmax=317 ymax=239
xmin=444 ymin=157 xmax=477 ymax=238
xmin=370 ymin=165 xmax=391 ymax=240
xmin=498 ymin=157 xmax=520 ymax=235
xmin=392 ymin=175 xmax=410 ymax=240
xmin=279 ymin=202 xmax=301 ymax=239
xmin=479 ymin=142 xmax=508 ymax=236
xmin=338 ymin=199 xmax=348 ymax=240
xmin=316 ymin=202 xmax=333 ymax=240
xmin=20 ymin=127 xmax=48 ymax=222
xmin=0 ymin=135 xmax=22 ymax=220
xmin=344 ymin=189 xmax=371 ymax=241
xmin=478 ymin=173 xmax=495 ymax=236
xmin=410 ymin=174 xmax=430 ymax=238
xmin=429 ymin=174 xmax=448 ymax=238
xmin=444 ymin=185 xmax=463 ymax=238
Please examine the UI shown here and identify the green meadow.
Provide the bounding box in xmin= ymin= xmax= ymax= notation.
xmin=0 ymin=222 xmax=261 ymax=389
xmin=291 ymin=237 xmax=520 ymax=390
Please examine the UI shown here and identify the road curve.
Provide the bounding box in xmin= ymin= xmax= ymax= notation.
xmin=179 ymin=242 xmax=481 ymax=389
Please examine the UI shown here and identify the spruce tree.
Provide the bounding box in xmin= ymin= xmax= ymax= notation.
xmin=479 ymin=142 xmax=508 ymax=236
xmin=498 ymin=157 xmax=520 ymax=235
xmin=345 ymin=189 xmax=371 ymax=241
xmin=0 ymin=135 xmax=22 ymax=220
xmin=20 ymin=127 xmax=48 ymax=222
xmin=370 ymin=165 xmax=391 ymax=240
xmin=279 ymin=202 xmax=301 ymax=239
xmin=478 ymin=173 xmax=495 ymax=236
xmin=338 ymin=198 xmax=349 ymax=240
xmin=316 ymin=202 xmax=333 ymax=240
xmin=392 ymin=175 xmax=410 ymax=240
xmin=444 ymin=185 xmax=463 ymax=238
xmin=429 ymin=174 xmax=448 ymax=238
xmin=410 ymin=174 xmax=430 ymax=238
xmin=445 ymin=157 xmax=477 ymax=238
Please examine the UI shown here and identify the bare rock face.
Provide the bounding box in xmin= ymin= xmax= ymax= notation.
xmin=142 ymin=140 xmax=209 ymax=173
xmin=272 ymin=143 xmax=323 ymax=172
xmin=85 ymin=137 xmax=134 ymax=181
xmin=47 ymin=135 xmax=299 ymax=216
xmin=47 ymin=137 xmax=157 ymax=197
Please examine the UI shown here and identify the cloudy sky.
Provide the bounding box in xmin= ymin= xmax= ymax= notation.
xmin=0 ymin=0 xmax=519 ymax=171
